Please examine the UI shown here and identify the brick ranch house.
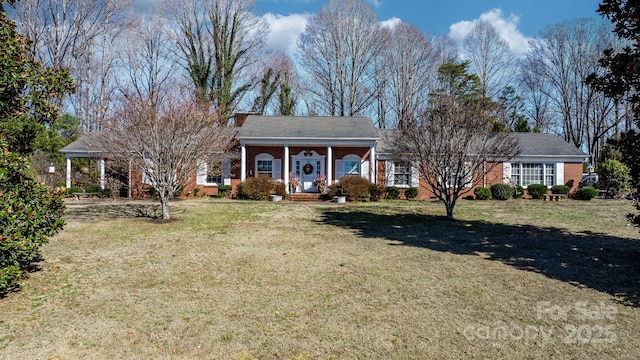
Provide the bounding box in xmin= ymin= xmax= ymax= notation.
xmin=61 ymin=113 xmax=587 ymax=199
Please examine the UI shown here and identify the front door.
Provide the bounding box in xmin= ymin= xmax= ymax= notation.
xmin=294 ymin=157 xmax=324 ymax=192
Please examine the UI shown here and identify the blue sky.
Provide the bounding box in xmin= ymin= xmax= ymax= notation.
xmin=255 ymin=0 xmax=602 ymax=37
xmin=132 ymin=0 xmax=603 ymax=55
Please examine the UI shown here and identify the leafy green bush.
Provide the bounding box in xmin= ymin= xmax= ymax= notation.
xmin=86 ymin=184 xmax=102 ymax=193
xmin=513 ymin=185 xmax=524 ymax=199
xmin=237 ymin=176 xmax=275 ymax=200
xmin=578 ymin=186 xmax=599 ymax=200
xmin=386 ymin=186 xmax=400 ymax=200
xmin=1 ymin=142 xmax=65 ymax=293
xmin=474 ymin=187 xmax=491 ymax=200
xmin=490 ymin=184 xmax=514 ymax=200
xmin=369 ymin=183 xmax=386 ymax=201
xmin=339 ymin=176 xmax=371 ymax=201
xmin=599 ymin=158 xmax=631 ymax=199
xmin=216 ymin=185 xmax=233 ymax=198
xmin=404 ymin=187 xmax=419 ymax=199
xmin=527 ymin=184 xmax=548 ymax=199
xmin=551 ymin=185 xmax=570 ymax=195
xmin=67 ymin=185 xmax=83 ymax=194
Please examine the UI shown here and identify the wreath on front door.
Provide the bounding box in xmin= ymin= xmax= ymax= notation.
xmin=303 ymin=163 xmax=314 ymax=175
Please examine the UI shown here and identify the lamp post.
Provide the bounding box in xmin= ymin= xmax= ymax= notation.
xmin=48 ymin=162 xmax=55 ymax=188
xmin=587 ymin=164 xmax=594 ymax=186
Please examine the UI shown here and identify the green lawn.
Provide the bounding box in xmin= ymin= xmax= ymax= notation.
xmin=1 ymin=198 xmax=639 ymax=359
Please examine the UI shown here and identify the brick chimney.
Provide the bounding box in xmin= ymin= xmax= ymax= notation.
xmin=233 ymin=112 xmax=251 ymax=127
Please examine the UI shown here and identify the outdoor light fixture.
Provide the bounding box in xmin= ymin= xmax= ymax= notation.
xmin=587 ymin=164 xmax=594 ymax=173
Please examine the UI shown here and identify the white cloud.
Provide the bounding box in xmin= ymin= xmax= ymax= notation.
xmin=380 ymin=17 xmax=402 ymax=29
xmin=367 ymin=0 xmax=382 ymax=8
xmin=449 ymin=9 xmax=531 ymax=56
xmin=263 ymin=13 xmax=310 ymax=54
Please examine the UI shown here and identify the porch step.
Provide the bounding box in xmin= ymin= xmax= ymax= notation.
xmin=289 ymin=193 xmax=323 ymax=202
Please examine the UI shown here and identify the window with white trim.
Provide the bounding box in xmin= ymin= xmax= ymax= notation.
xmin=254 ymin=153 xmax=281 ymax=179
xmin=197 ymin=159 xmax=232 ymax=186
xmin=510 ymin=163 xmax=555 ymax=187
xmin=393 ymin=161 xmax=410 ymax=186
xmin=343 ymin=159 xmax=360 ymax=176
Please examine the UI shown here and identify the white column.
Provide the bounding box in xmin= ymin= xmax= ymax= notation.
xmin=369 ymin=144 xmax=376 ymax=183
xmin=100 ymin=159 xmax=105 ymax=189
xmin=327 ymin=145 xmax=333 ymax=185
xmin=240 ymin=143 xmax=247 ymax=182
xmin=284 ymin=144 xmax=290 ymax=193
xmin=66 ymin=157 xmax=71 ymax=188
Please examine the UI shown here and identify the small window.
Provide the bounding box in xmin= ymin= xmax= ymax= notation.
xmin=344 ymin=160 xmax=360 ymax=176
xmin=393 ymin=161 xmax=410 ymax=186
xmin=257 ymin=160 xmax=273 ymax=177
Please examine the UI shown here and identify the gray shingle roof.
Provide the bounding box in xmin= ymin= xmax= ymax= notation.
xmin=511 ymin=133 xmax=586 ymax=157
xmin=60 ymin=134 xmax=106 ymax=154
xmin=376 ymin=130 xmax=587 ymax=158
xmin=237 ymin=115 xmax=379 ymax=140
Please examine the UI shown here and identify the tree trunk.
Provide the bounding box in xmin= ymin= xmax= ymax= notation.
xmin=445 ymin=201 xmax=455 ymax=220
xmin=160 ymin=194 xmax=170 ymax=220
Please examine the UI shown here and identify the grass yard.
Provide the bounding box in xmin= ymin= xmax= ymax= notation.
xmin=1 ymin=198 xmax=640 ymax=359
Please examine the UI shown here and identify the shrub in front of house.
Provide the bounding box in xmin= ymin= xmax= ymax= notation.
xmin=513 ymin=185 xmax=524 ymax=199
xmin=369 ymin=183 xmax=386 ymax=201
xmin=551 ymin=185 xmax=570 ymax=195
xmin=404 ymin=187 xmax=418 ymax=199
xmin=577 ymin=186 xmax=599 ymax=200
xmin=474 ymin=187 xmax=491 ymax=200
xmin=67 ymin=185 xmax=83 ymax=194
xmin=216 ymin=185 xmax=233 ymax=198
xmin=274 ymin=182 xmax=286 ymax=197
xmin=490 ymin=184 xmax=514 ymax=200
xmin=339 ymin=175 xmax=371 ymax=201
xmin=86 ymin=184 xmax=102 ymax=194
xmin=527 ymin=184 xmax=548 ymax=199
xmin=386 ymin=186 xmax=400 ymax=200
xmin=237 ymin=176 xmax=275 ymax=200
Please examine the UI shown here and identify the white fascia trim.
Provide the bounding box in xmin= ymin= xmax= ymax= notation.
xmin=239 ymin=138 xmax=378 ymax=146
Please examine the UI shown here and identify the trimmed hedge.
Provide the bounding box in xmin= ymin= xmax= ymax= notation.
xmin=67 ymin=185 xmax=83 ymax=194
xmin=369 ymin=183 xmax=386 ymax=201
xmin=513 ymin=185 xmax=524 ymax=199
xmin=551 ymin=185 xmax=570 ymax=195
xmin=527 ymin=184 xmax=548 ymax=199
xmin=578 ymin=186 xmax=599 ymax=200
xmin=386 ymin=186 xmax=400 ymax=200
xmin=216 ymin=185 xmax=233 ymax=198
xmin=490 ymin=184 xmax=514 ymax=200
xmin=474 ymin=187 xmax=491 ymax=200
xmin=404 ymin=187 xmax=418 ymax=199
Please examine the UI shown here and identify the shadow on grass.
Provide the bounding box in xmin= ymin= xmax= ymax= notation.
xmin=64 ymin=201 xmax=176 ymax=221
xmin=318 ymin=207 xmax=640 ymax=307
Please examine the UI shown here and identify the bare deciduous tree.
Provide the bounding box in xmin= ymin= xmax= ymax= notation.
xmin=99 ymin=93 xmax=233 ymax=219
xmin=13 ymin=0 xmax=131 ymax=132
xmin=524 ymin=18 xmax=618 ymax=165
xmin=297 ymin=0 xmax=383 ymax=117
xmin=378 ymin=23 xmax=438 ymax=129
xmin=168 ymin=0 xmax=268 ymax=124
xmin=117 ymin=15 xmax=178 ymax=108
xmin=392 ymin=62 xmax=518 ymax=219
xmin=463 ymin=19 xmax=516 ymax=100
